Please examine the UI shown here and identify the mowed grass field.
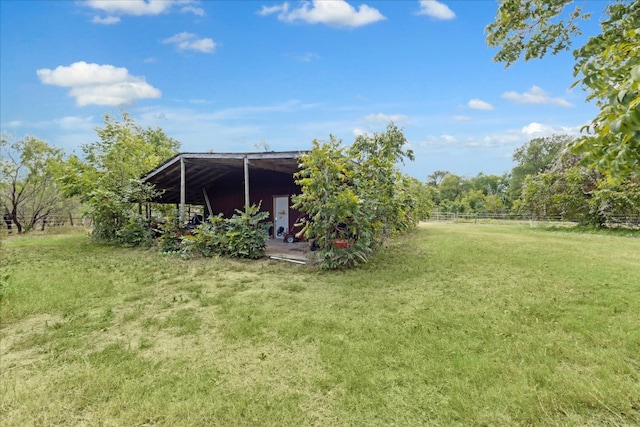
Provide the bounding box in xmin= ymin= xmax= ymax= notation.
xmin=1 ymin=223 xmax=639 ymax=426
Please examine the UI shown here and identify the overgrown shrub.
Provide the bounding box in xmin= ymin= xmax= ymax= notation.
xmin=188 ymin=214 xmax=227 ymax=257
xmin=224 ymin=205 xmax=270 ymax=259
xmin=293 ymin=123 xmax=422 ymax=269
xmin=157 ymin=215 xmax=183 ymax=253
xmin=181 ymin=204 xmax=270 ymax=259
xmin=115 ymin=212 xmax=155 ymax=247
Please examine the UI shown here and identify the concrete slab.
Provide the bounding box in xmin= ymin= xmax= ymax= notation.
xmin=265 ymin=239 xmax=311 ymax=263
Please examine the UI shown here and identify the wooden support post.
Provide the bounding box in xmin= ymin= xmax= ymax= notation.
xmin=243 ymin=156 xmax=250 ymax=209
xmin=202 ymin=188 xmax=213 ymax=218
xmin=180 ymin=156 xmax=186 ymax=223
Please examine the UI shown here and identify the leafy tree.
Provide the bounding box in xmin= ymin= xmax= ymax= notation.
xmin=589 ymin=176 xmax=640 ymax=227
xmin=349 ymin=123 xmax=416 ymax=239
xmin=292 ymin=136 xmax=369 ymax=269
xmin=486 ymin=0 xmax=639 ymax=179
xmin=292 ymin=123 xmax=421 ymax=269
xmin=437 ymin=173 xmax=469 ymax=204
xmin=56 ymin=111 xmax=179 ymax=244
xmin=508 ymin=135 xmax=571 ymax=201
xmin=468 ymin=173 xmax=509 ymax=196
xmin=426 ymin=170 xmax=451 ymax=187
xmin=0 ymin=134 xmax=66 ymax=233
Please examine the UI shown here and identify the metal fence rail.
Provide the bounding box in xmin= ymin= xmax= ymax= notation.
xmin=2 ymin=216 xmax=91 ymax=231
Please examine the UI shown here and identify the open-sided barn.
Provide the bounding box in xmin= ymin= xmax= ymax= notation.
xmin=142 ymin=151 xmax=305 ymax=238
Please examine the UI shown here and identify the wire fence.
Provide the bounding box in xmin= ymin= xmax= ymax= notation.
xmin=426 ymin=212 xmax=640 ymax=229
xmin=2 ymin=216 xmax=91 ymax=232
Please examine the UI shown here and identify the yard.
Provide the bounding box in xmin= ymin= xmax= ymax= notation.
xmin=1 ymin=223 xmax=639 ymax=426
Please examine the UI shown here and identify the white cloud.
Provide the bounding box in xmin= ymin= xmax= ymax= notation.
xmin=502 ymin=86 xmax=574 ymax=107
xmin=36 ymin=61 xmax=161 ymax=106
xmin=91 ymin=15 xmax=121 ymax=25
xmin=363 ymin=113 xmax=408 ymax=124
xmin=258 ymin=0 xmax=386 ymax=28
xmin=291 ymin=52 xmax=320 ymax=62
xmin=467 ymin=99 xmax=494 ymax=111
xmin=521 ymin=122 xmax=547 ymax=135
xmin=521 ymin=121 xmax=581 ymax=136
xmin=180 ymin=5 xmax=205 ymax=16
xmin=83 ymin=0 xmax=202 ymax=16
xmin=163 ymin=32 xmax=216 ymax=53
xmin=453 ymin=115 xmax=472 ymax=122
xmin=416 ymin=0 xmax=455 ymax=20
xmin=258 ymin=4 xmax=286 ymax=16
xmin=56 ymin=115 xmax=95 ymax=130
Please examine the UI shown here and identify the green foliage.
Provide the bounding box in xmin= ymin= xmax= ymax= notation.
xmin=292 ymin=123 xmax=422 ymax=269
xmin=518 ymin=167 xmax=591 ymax=222
xmin=0 ymin=134 xmax=67 ymax=233
xmin=88 ymin=179 xmax=159 ymax=246
xmin=589 ymin=177 xmax=640 ymax=227
xmin=115 ymin=212 xmax=155 ymax=248
xmin=185 ymin=214 xmax=227 ymax=257
xmin=486 ymin=0 xmax=589 ymax=66
xmin=572 ymin=2 xmax=640 ymax=179
xmin=55 ymin=111 xmax=179 ymax=245
xmin=184 ymin=204 xmax=270 ymax=259
xmin=157 ymin=213 xmax=185 ymax=253
xmin=428 ymin=171 xmax=509 ymax=215
xmin=508 ymin=135 xmax=572 ymax=201
xmin=292 ymin=136 xmax=370 ymax=269
xmin=224 ymin=204 xmax=271 ymax=259
xmin=513 ymin=140 xmax=640 ymax=228
xmin=486 ymin=0 xmax=639 ymax=180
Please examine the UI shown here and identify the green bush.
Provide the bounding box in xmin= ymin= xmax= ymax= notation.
xmin=157 ymin=214 xmax=183 ymax=253
xmin=181 ymin=205 xmax=270 ymax=260
xmin=224 ymin=205 xmax=270 ymax=259
xmin=188 ymin=214 xmax=227 ymax=257
xmin=115 ymin=212 xmax=155 ymax=247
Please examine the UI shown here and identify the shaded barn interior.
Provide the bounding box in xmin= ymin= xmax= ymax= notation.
xmin=142 ymin=152 xmax=305 ymax=238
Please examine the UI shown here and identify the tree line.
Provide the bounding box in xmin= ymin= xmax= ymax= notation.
xmin=425 ymin=135 xmax=640 ymax=227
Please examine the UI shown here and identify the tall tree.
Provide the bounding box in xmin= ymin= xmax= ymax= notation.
xmin=292 ymin=123 xmax=422 ymax=269
xmin=486 ymin=0 xmax=639 ymax=179
xmin=508 ymin=135 xmax=571 ymax=201
xmin=0 ymin=134 xmax=65 ymax=233
xmin=56 ymin=111 xmax=179 ymax=244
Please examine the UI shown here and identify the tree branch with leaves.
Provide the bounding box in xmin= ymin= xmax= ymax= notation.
xmin=486 ymin=0 xmax=639 ymax=180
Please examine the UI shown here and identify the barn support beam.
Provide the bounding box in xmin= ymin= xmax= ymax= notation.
xmin=180 ymin=156 xmax=186 ymax=223
xmin=202 ymin=187 xmax=213 ymax=218
xmin=243 ymin=156 xmax=250 ymax=209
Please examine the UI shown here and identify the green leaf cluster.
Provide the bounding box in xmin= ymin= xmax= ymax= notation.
xmin=486 ymin=0 xmax=639 ymax=180
xmin=183 ymin=204 xmax=271 ymax=259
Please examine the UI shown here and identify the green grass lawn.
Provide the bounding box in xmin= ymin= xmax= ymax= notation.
xmin=1 ymin=223 xmax=639 ymax=426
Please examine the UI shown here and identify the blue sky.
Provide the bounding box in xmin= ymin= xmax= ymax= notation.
xmin=1 ymin=0 xmax=606 ymax=179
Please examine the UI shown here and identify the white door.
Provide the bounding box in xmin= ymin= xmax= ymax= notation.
xmin=273 ymin=196 xmax=289 ymax=238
